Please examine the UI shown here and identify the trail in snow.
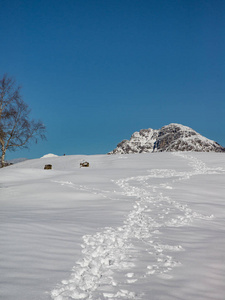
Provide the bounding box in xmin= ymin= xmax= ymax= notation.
xmin=50 ymin=153 xmax=222 ymax=300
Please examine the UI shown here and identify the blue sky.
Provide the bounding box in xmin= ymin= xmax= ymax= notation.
xmin=1 ymin=0 xmax=224 ymax=159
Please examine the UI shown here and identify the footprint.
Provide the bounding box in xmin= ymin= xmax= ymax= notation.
xmin=126 ymin=273 xmax=134 ymax=278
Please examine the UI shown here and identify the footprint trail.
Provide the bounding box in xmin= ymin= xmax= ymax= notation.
xmin=50 ymin=153 xmax=222 ymax=300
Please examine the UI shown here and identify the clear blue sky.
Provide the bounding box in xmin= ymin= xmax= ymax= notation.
xmin=1 ymin=0 xmax=224 ymax=159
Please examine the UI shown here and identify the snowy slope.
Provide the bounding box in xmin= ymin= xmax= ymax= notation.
xmin=0 ymin=153 xmax=225 ymax=300
xmin=109 ymin=123 xmax=225 ymax=154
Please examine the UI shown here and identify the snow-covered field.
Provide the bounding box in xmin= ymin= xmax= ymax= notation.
xmin=0 ymin=152 xmax=225 ymax=300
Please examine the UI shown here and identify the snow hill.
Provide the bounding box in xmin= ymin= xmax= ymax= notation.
xmin=1 ymin=152 xmax=225 ymax=300
xmin=109 ymin=123 xmax=225 ymax=154
xmin=41 ymin=153 xmax=59 ymax=158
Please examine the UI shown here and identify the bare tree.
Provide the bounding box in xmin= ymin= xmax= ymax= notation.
xmin=0 ymin=74 xmax=46 ymax=167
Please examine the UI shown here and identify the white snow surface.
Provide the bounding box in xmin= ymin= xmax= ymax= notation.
xmin=0 ymin=152 xmax=225 ymax=300
xmin=41 ymin=153 xmax=59 ymax=158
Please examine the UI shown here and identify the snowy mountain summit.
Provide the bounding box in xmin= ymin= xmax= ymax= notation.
xmin=109 ymin=123 xmax=225 ymax=154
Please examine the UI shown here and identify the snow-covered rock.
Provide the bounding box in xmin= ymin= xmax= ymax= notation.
xmin=41 ymin=153 xmax=58 ymax=158
xmin=109 ymin=123 xmax=225 ymax=154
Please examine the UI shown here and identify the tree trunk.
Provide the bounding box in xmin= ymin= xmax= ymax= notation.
xmin=1 ymin=150 xmax=5 ymax=167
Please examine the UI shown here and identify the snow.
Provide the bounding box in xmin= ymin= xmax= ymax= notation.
xmin=166 ymin=123 xmax=197 ymax=132
xmin=41 ymin=153 xmax=59 ymax=158
xmin=0 ymin=152 xmax=225 ymax=300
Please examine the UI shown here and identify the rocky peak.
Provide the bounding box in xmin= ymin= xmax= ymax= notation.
xmin=109 ymin=123 xmax=225 ymax=154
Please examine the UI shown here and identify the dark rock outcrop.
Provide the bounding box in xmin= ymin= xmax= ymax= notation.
xmin=109 ymin=123 xmax=225 ymax=154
